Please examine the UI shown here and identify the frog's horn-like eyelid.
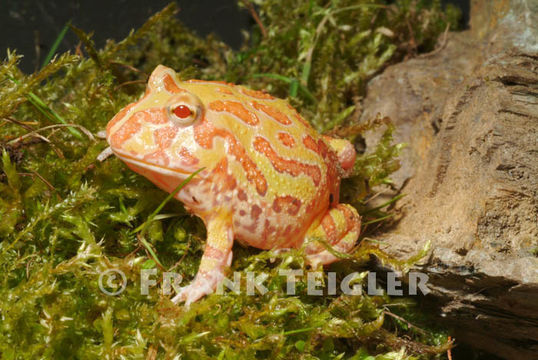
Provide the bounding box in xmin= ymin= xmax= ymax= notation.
xmin=147 ymin=65 xmax=178 ymax=90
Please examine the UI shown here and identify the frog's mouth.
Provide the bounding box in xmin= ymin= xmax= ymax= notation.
xmin=112 ymin=150 xmax=200 ymax=178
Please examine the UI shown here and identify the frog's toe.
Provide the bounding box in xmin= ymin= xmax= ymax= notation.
xmin=171 ymin=273 xmax=223 ymax=306
xmin=171 ymin=287 xmax=187 ymax=304
xmin=172 ymin=284 xmax=208 ymax=306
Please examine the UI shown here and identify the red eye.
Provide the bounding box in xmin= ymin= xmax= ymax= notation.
xmin=173 ymin=105 xmax=192 ymax=118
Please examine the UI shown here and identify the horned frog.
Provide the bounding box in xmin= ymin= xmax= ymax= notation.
xmin=106 ymin=65 xmax=361 ymax=305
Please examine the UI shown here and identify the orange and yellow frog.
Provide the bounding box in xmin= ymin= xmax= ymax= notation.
xmin=106 ymin=65 xmax=361 ymax=305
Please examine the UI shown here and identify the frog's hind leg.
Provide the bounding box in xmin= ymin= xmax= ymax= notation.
xmin=304 ymin=204 xmax=361 ymax=268
xmin=172 ymin=213 xmax=233 ymax=306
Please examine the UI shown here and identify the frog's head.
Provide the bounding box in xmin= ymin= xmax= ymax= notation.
xmin=106 ymin=65 xmax=205 ymax=191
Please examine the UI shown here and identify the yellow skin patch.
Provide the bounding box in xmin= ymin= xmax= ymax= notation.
xmin=106 ymin=65 xmax=361 ymax=305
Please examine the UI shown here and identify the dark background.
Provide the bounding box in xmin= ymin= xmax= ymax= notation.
xmin=1 ymin=0 xmax=470 ymax=73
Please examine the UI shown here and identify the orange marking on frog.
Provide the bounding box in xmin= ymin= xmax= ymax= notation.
xmin=304 ymin=136 xmax=334 ymax=164
xmin=251 ymin=204 xmax=262 ymax=220
xmin=144 ymin=150 xmax=170 ymax=166
xmin=217 ymin=87 xmax=234 ymax=95
xmin=154 ymin=126 xmax=178 ymax=149
xmin=194 ymin=120 xmax=268 ymax=196
xmin=252 ymin=101 xmax=292 ymax=125
xmin=272 ymin=195 xmax=302 ymax=216
xmin=163 ymin=74 xmax=185 ymax=94
xmin=340 ymin=204 xmax=358 ymax=232
xmin=228 ymin=137 xmax=267 ymax=196
xmin=317 ymin=138 xmax=331 ymax=158
xmin=244 ymin=218 xmax=258 ymax=234
xmin=287 ymin=104 xmax=312 ymax=128
xmin=321 ymin=212 xmax=338 ymax=244
xmin=144 ymin=108 xmax=169 ymax=125
xmin=237 ymin=188 xmax=248 ymax=201
xmin=211 ymin=158 xmax=237 ymax=192
xmin=176 ymin=147 xmax=199 ymax=166
xmin=240 ymin=87 xmax=275 ymax=100
xmin=187 ymin=79 xmax=229 ymax=85
xmin=109 ymin=113 xmax=142 ymax=147
xmin=106 ymin=102 xmax=137 ymax=134
xmin=277 ymin=132 xmax=295 ymax=147
xmin=262 ymin=219 xmax=277 ymax=241
xmin=303 ymin=135 xmax=319 ymax=154
xmin=209 ymin=100 xmax=260 ymax=126
xmin=253 ymin=136 xmax=321 ymax=185
xmin=204 ymin=244 xmax=226 ymax=259
xmin=282 ymin=224 xmax=293 ymax=237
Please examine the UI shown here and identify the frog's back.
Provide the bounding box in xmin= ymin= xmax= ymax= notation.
xmin=181 ymin=80 xmax=339 ymax=195
xmin=180 ymin=80 xmax=340 ymax=248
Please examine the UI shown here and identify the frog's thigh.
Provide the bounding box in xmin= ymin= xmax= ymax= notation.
xmin=322 ymin=136 xmax=356 ymax=174
xmin=304 ymin=204 xmax=361 ymax=267
xmin=172 ymin=213 xmax=233 ymax=305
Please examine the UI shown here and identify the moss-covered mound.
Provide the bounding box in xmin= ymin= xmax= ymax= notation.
xmin=0 ymin=1 xmax=459 ymax=358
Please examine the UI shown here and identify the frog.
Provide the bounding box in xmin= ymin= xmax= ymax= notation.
xmin=106 ymin=65 xmax=361 ymax=305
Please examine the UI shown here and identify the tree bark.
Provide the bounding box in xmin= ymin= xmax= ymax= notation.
xmin=361 ymin=1 xmax=538 ymax=358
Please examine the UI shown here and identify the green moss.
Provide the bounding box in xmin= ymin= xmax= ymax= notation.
xmin=0 ymin=1 xmax=459 ymax=358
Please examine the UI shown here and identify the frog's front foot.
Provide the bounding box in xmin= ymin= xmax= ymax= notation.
xmin=172 ymin=214 xmax=233 ymax=306
xmin=172 ymin=282 xmax=209 ymax=306
xmin=304 ymin=204 xmax=361 ymax=268
xmin=172 ymin=268 xmax=228 ymax=305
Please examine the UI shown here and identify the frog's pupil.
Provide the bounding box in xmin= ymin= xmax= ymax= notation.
xmin=173 ymin=105 xmax=191 ymax=118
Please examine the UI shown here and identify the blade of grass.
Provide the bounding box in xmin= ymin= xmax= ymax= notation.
xmin=251 ymin=73 xmax=317 ymax=102
xmin=7 ymin=76 xmax=82 ymax=139
xmin=362 ymin=213 xmax=394 ymax=225
xmin=70 ymin=25 xmax=102 ymax=67
xmin=361 ymin=194 xmax=405 ymax=215
xmin=252 ymin=72 xmax=293 ymax=83
xmin=131 ymin=168 xmax=205 ymax=235
xmin=7 ymin=123 xmax=95 ymax=144
xmin=312 ymin=236 xmax=353 ymax=260
xmin=323 ymin=105 xmax=356 ymax=131
xmin=137 ymin=233 xmax=164 ymax=269
xmin=283 ymin=327 xmax=317 ymax=336
xmin=152 ymin=213 xmax=182 ymax=221
xmin=299 ymin=62 xmax=311 ymax=86
xmin=41 ymin=20 xmax=71 ymax=69
xmin=131 ymin=168 xmax=204 ymax=268
xmin=289 ymin=78 xmax=299 ymax=97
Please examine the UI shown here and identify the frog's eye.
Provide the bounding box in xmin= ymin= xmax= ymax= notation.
xmin=173 ymin=105 xmax=192 ymax=119
xmin=169 ymin=104 xmax=197 ymax=126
